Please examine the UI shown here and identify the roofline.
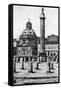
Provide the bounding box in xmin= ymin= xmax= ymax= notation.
xmin=47 ymin=34 xmax=58 ymax=37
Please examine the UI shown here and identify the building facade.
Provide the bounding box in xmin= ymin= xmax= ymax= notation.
xmin=45 ymin=34 xmax=59 ymax=63
xmin=38 ymin=34 xmax=59 ymax=62
xmin=15 ymin=20 xmax=38 ymax=62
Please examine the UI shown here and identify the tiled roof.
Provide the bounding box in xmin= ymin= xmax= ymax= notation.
xmin=37 ymin=34 xmax=59 ymax=44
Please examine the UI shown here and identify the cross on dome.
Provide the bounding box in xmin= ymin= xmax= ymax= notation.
xmin=28 ymin=19 xmax=30 ymax=22
xmin=42 ymin=8 xmax=44 ymax=14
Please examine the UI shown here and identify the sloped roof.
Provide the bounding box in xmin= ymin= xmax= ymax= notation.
xmin=37 ymin=34 xmax=59 ymax=44
xmin=47 ymin=34 xmax=58 ymax=38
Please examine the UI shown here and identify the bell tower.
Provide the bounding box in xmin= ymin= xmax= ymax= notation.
xmin=40 ymin=8 xmax=46 ymax=53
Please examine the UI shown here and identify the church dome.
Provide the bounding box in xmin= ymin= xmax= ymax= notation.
xmin=20 ymin=29 xmax=37 ymax=39
xmin=19 ymin=20 xmax=37 ymax=39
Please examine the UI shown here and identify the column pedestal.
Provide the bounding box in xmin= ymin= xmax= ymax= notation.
xmin=20 ymin=57 xmax=25 ymax=70
xmin=28 ymin=57 xmax=36 ymax=73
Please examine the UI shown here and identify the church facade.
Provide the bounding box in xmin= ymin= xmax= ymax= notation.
xmin=17 ymin=20 xmax=38 ymax=61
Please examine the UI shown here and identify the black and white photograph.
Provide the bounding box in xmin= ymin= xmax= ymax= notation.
xmin=10 ymin=4 xmax=60 ymax=86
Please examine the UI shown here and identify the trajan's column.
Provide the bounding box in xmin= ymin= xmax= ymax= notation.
xmin=40 ymin=8 xmax=46 ymax=54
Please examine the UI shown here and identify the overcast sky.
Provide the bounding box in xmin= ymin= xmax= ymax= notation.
xmin=13 ymin=5 xmax=58 ymax=39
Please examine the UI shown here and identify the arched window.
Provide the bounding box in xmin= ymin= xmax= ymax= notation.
xmin=54 ymin=53 xmax=56 ymax=56
xmin=51 ymin=53 xmax=53 ymax=56
xmin=30 ymin=32 xmax=31 ymax=33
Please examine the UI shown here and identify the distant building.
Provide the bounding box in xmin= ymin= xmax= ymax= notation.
xmin=17 ymin=20 xmax=37 ymax=58
xmin=13 ymin=20 xmax=38 ymax=62
xmin=45 ymin=34 xmax=59 ymax=63
xmin=38 ymin=34 xmax=59 ymax=62
xmin=13 ymin=39 xmax=17 ymax=56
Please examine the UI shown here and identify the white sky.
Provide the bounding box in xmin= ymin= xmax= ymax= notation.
xmin=13 ymin=5 xmax=58 ymax=39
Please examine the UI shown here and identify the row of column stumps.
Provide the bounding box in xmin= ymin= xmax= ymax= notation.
xmin=13 ymin=56 xmax=55 ymax=73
